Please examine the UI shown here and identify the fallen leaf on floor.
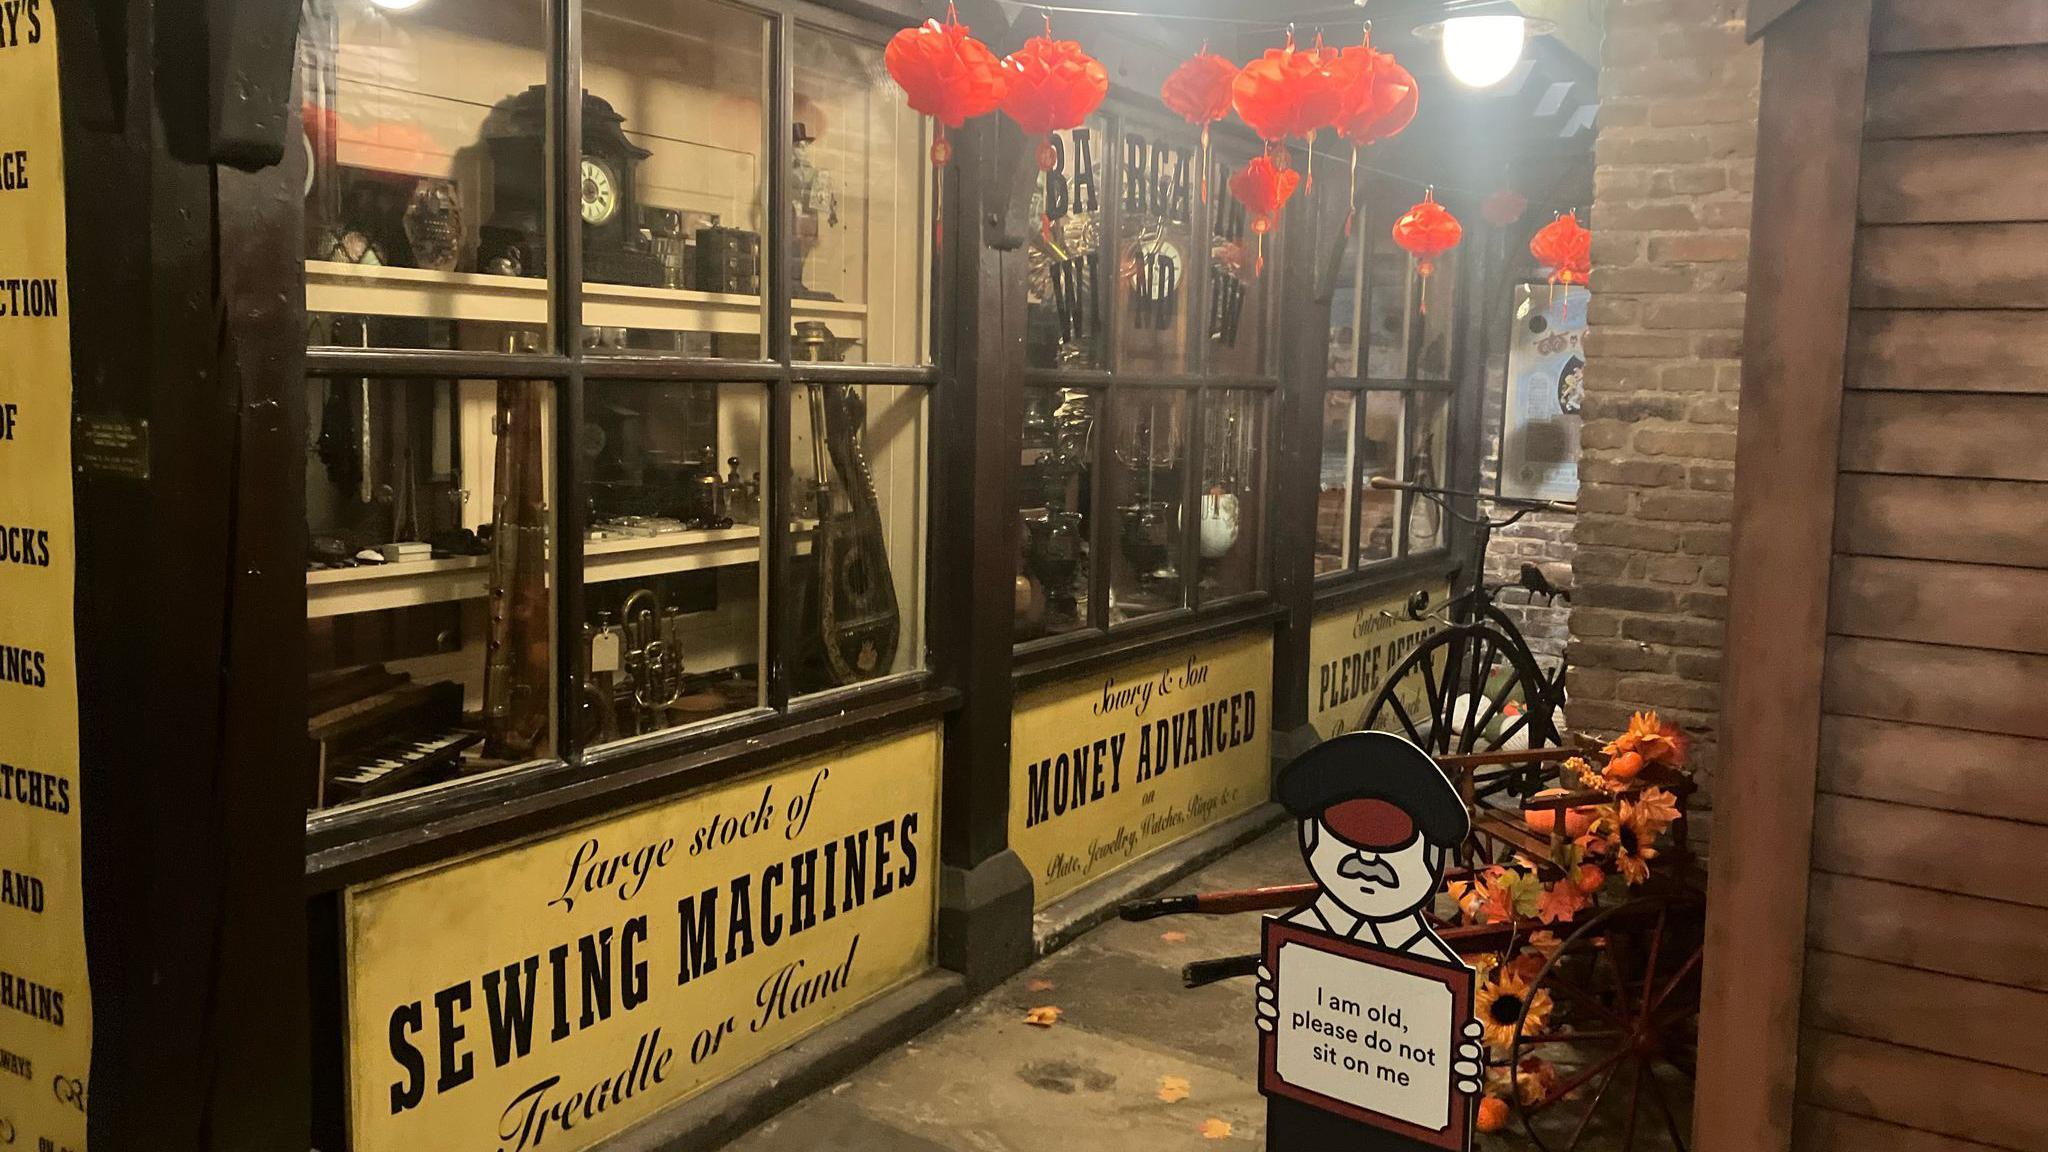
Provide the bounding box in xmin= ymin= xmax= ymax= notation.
xmin=1157 ymin=1075 xmax=1190 ymax=1103
xmin=1198 ymin=1118 xmax=1233 ymax=1139
xmin=1026 ymin=978 xmax=1056 ymax=993
xmin=1024 ymin=1005 xmax=1063 ymax=1027
xmin=1160 ymin=931 xmax=1189 ymax=943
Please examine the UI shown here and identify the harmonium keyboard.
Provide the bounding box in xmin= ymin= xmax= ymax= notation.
xmin=310 ymin=666 xmax=482 ymax=808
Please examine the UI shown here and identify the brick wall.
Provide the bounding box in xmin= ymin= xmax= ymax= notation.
xmin=1566 ymin=0 xmax=1760 ymax=788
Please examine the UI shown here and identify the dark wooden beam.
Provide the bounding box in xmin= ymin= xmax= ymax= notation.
xmin=1698 ymin=1 xmax=1872 ymax=1150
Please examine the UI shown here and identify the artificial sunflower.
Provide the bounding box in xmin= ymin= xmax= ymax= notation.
xmin=1606 ymin=798 xmax=1662 ymax=884
xmin=1476 ymin=966 xmax=1554 ymax=1051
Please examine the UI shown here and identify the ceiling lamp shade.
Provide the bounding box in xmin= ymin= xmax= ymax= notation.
xmin=1413 ymin=1 xmax=1555 ymax=90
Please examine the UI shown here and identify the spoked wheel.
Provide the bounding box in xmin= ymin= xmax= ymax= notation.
xmin=1361 ymin=602 xmax=1562 ymax=804
xmin=1509 ymin=895 xmax=1705 ymax=1152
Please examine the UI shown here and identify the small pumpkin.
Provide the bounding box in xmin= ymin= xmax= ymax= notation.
xmin=1604 ymin=750 xmax=1645 ymax=781
xmin=1477 ymin=1095 xmax=1511 ymax=1133
xmin=1522 ymin=788 xmax=1594 ymax=839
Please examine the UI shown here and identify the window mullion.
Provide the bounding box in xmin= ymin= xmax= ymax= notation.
xmin=553 ymin=0 xmax=588 ymax=763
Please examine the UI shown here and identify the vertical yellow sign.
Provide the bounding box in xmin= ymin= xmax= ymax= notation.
xmin=0 ymin=2 xmax=91 ymax=1150
xmin=1306 ymin=584 xmax=1451 ymax=741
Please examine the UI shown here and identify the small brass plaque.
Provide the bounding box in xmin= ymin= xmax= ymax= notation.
xmin=74 ymin=412 xmax=149 ymax=479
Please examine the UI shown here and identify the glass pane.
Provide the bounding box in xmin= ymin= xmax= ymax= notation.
xmin=581 ymin=0 xmax=770 ymax=357
xmin=1315 ymin=391 xmax=1355 ymax=576
xmin=1116 ymin=118 xmax=1197 ymax=374
xmin=1028 ymin=120 xmax=1107 ymax=369
xmin=790 ymin=384 xmax=928 ymax=693
xmin=1197 ymin=390 xmax=1266 ymax=601
xmin=579 ymin=381 xmax=768 ymax=746
xmin=306 ymin=376 xmax=555 ymax=812
xmin=1323 ymin=185 xmax=1365 ymax=378
xmin=299 ymin=0 xmax=551 ymax=353
xmin=792 ymin=24 xmax=931 ymax=365
xmin=1362 ymin=196 xmax=1408 ymax=379
xmin=1357 ymin=390 xmax=1403 ymax=564
xmin=1206 ymin=150 xmax=1271 ymax=376
xmin=1017 ymin=386 xmax=1097 ymax=641
xmin=1367 ymin=199 xmax=1459 ymax=381
xmin=1406 ymin=391 xmax=1451 ymax=553
xmin=1108 ymin=389 xmax=1187 ymax=623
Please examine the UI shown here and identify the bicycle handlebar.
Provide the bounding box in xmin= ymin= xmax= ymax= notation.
xmin=1367 ymin=475 xmax=1578 ymax=517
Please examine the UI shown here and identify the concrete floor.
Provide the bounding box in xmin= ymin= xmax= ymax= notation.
xmin=728 ymin=826 xmax=1686 ymax=1152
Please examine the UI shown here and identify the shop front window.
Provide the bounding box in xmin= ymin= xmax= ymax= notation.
xmin=1108 ymin=389 xmax=1187 ymax=623
xmin=301 ymin=0 xmax=935 ymax=816
xmin=1318 ymin=174 xmax=1465 ymax=581
xmin=788 ymin=383 xmax=929 ymax=695
xmin=1015 ymin=106 xmax=1280 ymax=649
xmin=1017 ymin=386 xmax=1097 ymax=639
xmin=1116 ymin=115 xmax=1198 ymax=375
xmin=306 ymin=374 xmax=558 ymax=808
xmin=1028 ymin=119 xmax=1108 ymax=370
xmin=300 ymin=0 xmax=553 ymax=353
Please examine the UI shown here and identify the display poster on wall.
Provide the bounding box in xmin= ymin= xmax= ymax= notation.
xmin=345 ymin=726 xmax=940 ymax=1152
xmin=1010 ymin=631 xmax=1272 ymax=909
xmin=0 ymin=5 xmax=93 ymax=1150
xmin=1306 ymin=584 xmax=1451 ymax=742
xmin=1500 ymin=283 xmax=1588 ymax=503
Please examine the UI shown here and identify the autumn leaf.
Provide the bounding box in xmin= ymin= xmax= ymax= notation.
xmin=1024 ymin=1005 xmax=1062 ymax=1027
xmin=1535 ymin=879 xmax=1589 ymax=925
xmin=1160 ymin=931 xmax=1189 ymax=944
xmin=1026 ymin=978 xmax=1056 ymax=993
xmin=1157 ymin=1075 xmax=1191 ymax=1103
xmin=1198 ymin=1118 xmax=1233 ymax=1139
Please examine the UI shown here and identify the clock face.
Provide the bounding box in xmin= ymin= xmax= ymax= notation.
xmin=580 ymin=157 xmax=619 ymax=227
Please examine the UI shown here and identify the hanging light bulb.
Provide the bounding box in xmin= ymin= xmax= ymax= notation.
xmin=1441 ymin=14 xmax=1525 ymax=87
xmin=1414 ymin=3 xmax=1550 ymax=90
xmin=369 ymin=0 xmax=427 ymax=11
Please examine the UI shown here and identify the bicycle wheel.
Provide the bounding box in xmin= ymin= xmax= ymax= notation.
xmin=1360 ymin=602 xmax=1562 ymax=799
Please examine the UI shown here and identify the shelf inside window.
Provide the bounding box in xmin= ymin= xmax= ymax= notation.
xmin=304 ymin=261 xmax=866 ymax=341
xmin=306 ymin=523 xmax=814 ymax=618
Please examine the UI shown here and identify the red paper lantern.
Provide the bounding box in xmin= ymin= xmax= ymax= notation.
xmin=1530 ymin=210 xmax=1592 ymax=287
xmin=1332 ymin=42 xmax=1418 ymax=148
xmin=1161 ymin=49 xmax=1237 ymax=200
xmin=1482 ymin=187 xmax=1529 ymax=228
xmin=1232 ymin=35 xmax=1346 ymax=152
xmin=1161 ymin=51 xmax=1238 ymax=129
xmin=885 ymin=3 xmax=1006 ymax=167
xmin=1392 ymin=188 xmax=1463 ymax=310
xmin=1228 ymin=154 xmax=1300 ymax=275
xmin=1000 ymin=32 xmax=1109 ymax=171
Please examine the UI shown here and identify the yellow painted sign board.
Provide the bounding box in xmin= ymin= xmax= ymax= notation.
xmin=1010 ymin=631 xmax=1273 ymax=908
xmin=1306 ymin=583 xmax=1451 ymax=741
xmin=0 ymin=3 xmax=92 ymax=1149
xmin=345 ymin=726 xmax=941 ymax=1152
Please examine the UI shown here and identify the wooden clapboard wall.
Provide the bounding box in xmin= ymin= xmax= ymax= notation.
xmin=1794 ymin=2 xmax=2048 ymax=1149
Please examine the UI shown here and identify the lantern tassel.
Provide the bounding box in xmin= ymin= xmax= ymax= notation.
xmin=1345 ymin=148 xmax=1359 ymax=237
xmin=1199 ymin=124 xmax=1211 ymax=204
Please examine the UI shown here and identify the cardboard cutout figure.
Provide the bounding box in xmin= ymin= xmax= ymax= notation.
xmin=1256 ymin=731 xmax=1484 ymax=1151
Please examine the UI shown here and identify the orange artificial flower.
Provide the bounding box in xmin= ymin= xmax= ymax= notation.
xmin=1634 ymin=786 xmax=1683 ymax=834
xmin=1605 ymin=710 xmax=1689 ymax=769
